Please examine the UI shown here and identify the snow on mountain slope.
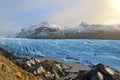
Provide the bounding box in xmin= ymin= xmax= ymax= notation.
xmin=78 ymin=22 xmax=120 ymax=32
xmin=16 ymin=22 xmax=62 ymax=38
xmin=16 ymin=22 xmax=120 ymax=39
xmin=0 ymin=38 xmax=120 ymax=68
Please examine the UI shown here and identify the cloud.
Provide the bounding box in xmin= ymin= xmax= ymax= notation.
xmin=1 ymin=0 xmax=118 ymax=26
xmin=0 ymin=14 xmax=20 ymax=37
xmin=0 ymin=0 xmax=120 ymax=37
xmin=0 ymin=0 xmax=57 ymax=12
xmin=42 ymin=0 xmax=120 ymax=26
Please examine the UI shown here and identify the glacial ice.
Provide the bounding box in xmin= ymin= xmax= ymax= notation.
xmin=0 ymin=38 xmax=120 ymax=68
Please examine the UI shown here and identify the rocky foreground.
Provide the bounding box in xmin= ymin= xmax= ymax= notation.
xmin=0 ymin=54 xmax=42 ymax=80
xmin=0 ymin=47 xmax=120 ymax=80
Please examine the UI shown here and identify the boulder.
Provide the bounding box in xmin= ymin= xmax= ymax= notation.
xmin=76 ymin=63 xmax=120 ymax=80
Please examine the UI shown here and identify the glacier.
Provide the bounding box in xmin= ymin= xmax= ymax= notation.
xmin=0 ymin=38 xmax=120 ymax=68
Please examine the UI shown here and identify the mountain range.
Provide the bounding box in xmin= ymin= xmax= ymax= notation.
xmin=16 ymin=22 xmax=120 ymax=39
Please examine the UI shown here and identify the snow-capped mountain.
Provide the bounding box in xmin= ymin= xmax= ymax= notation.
xmin=16 ymin=22 xmax=120 ymax=39
xmin=16 ymin=22 xmax=65 ymax=38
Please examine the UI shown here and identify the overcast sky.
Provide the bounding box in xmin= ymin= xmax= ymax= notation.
xmin=0 ymin=0 xmax=120 ymax=37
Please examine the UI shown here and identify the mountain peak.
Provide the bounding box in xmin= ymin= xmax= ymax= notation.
xmin=40 ymin=21 xmax=49 ymax=27
xmin=79 ymin=21 xmax=88 ymax=27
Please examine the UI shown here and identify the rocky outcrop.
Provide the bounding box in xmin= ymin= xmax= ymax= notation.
xmin=0 ymin=47 xmax=71 ymax=80
xmin=0 ymin=55 xmax=42 ymax=80
xmin=14 ymin=57 xmax=71 ymax=80
xmin=76 ymin=63 xmax=120 ymax=80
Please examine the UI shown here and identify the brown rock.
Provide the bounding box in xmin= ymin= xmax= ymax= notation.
xmin=15 ymin=72 xmax=22 ymax=78
xmin=0 ymin=62 xmax=11 ymax=73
